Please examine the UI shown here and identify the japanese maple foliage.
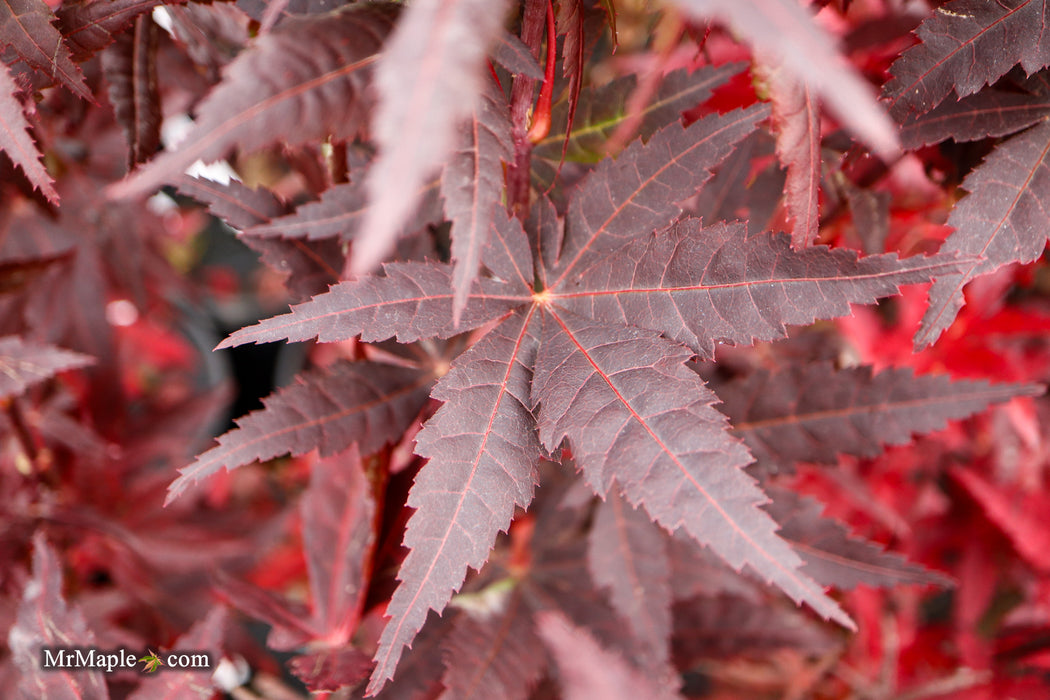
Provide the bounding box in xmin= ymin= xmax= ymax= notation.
xmin=3 ymin=0 xmax=1050 ymax=698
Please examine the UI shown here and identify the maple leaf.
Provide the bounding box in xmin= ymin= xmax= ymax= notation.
xmin=764 ymin=487 xmax=952 ymax=589
xmin=0 ymin=0 xmax=91 ymax=100
xmin=138 ymin=650 xmax=164 ymax=673
xmin=756 ymin=56 xmax=821 ymax=248
xmin=899 ymin=71 xmax=1050 ymax=148
xmin=587 ymin=491 xmax=672 ymax=665
xmin=57 ymin=0 xmax=191 ymax=59
xmin=107 ymin=2 xmax=399 ymax=199
xmin=167 ymin=361 xmax=433 ymax=503
xmin=671 ymin=0 xmax=899 ymax=158
xmin=101 ymin=16 xmax=161 ymax=167
xmin=915 ymin=119 xmax=1050 ymax=349
xmin=716 ymin=362 xmax=1043 ymax=472
xmin=493 ymin=29 xmax=544 ymax=78
xmin=352 ymin=0 xmax=510 ymax=276
xmin=0 ymin=62 xmax=57 ymax=202
xmin=0 ymin=335 xmax=93 ymax=400
xmin=301 ymin=445 xmax=375 ymax=643
xmin=536 ymin=610 xmax=683 ymax=700
xmin=885 ymin=0 xmax=1050 ymax=119
xmin=8 ymin=533 xmax=108 ymax=700
xmin=210 ymin=109 xmax=972 ymax=692
xmin=443 ymin=78 xmax=514 ymax=323
xmin=555 ymin=0 xmax=584 ymax=158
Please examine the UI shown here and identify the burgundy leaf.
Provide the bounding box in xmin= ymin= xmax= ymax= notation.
xmin=127 ymin=606 xmax=227 ymax=700
xmin=353 ymin=0 xmax=510 ymax=276
xmin=765 ymin=488 xmax=952 ymax=589
xmin=168 ymin=361 xmax=432 ymax=503
xmin=290 ymin=646 xmax=373 ymax=693
xmin=552 ymin=105 xmax=769 ymax=284
xmin=757 ymin=57 xmax=821 ymax=247
xmin=534 ymin=63 xmax=745 ymax=165
xmin=0 ymin=0 xmax=91 ymax=100
xmin=915 ymin=119 xmax=1050 ymax=349
xmin=482 ymin=207 xmax=536 ymax=291
xmin=368 ymin=310 xmax=542 ymax=693
xmin=302 ymin=445 xmax=375 ymax=643
xmin=536 ymin=610 xmax=683 ymax=700
xmin=531 ymin=309 xmax=854 ymax=629
xmin=672 ymin=594 xmax=833 ymax=663
xmin=0 ymin=63 xmax=56 ymax=202
xmin=885 ymin=0 xmax=1050 ymax=119
xmin=587 ymin=491 xmax=672 ymax=665
xmin=555 ymin=219 xmax=967 ymax=359
xmin=211 ymin=570 xmax=315 ymax=649
xmin=718 ymin=362 xmax=1043 ymax=471
xmin=176 ymin=177 xmax=287 ymax=230
xmin=672 ymin=0 xmax=899 ymax=158
xmin=493 ymin=29 xmax=544 ymax=79
xmin=900 ymin=80 xmax=1050 ymax=148
xmin=443 ymin=78 xmax=513 ymax=324
xmin=8 ymin=533 xmax=108 ymax=700
xmin=220 ymin=262 xmax=530 ymax=348
xmin=243 ymin=177 xmax=442 ymax=241
xmin=692 ymin=130 xmax=785 ymax=234
xmin=438 ymin=587 xmax=545 ymax=700
xmin=0 ymin=335 xmax=93 ymax=400
xmin=58 ymin=0 xmax=188 ymax=59
xmin=101 ymin=15 xmax=161 ymax=167
xmin=555 ymin=0 xmax=584 ymax=156
xmin=108 ymin=3 xmax=398 ymax=200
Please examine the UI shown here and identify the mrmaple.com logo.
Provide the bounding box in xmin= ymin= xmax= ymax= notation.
xmin=40 ymin=646 xmax=211 ymax=673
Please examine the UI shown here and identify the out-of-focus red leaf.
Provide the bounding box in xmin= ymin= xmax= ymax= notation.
xmin=101 ymin=16 xmax=161 ymax=168
xmin=0 ymin=63 xmax=57 ymax=202
xmin=0 ymin=335 xmax=92 ymax=400
xmin=127 ymin=606 xmax=227 ymax=700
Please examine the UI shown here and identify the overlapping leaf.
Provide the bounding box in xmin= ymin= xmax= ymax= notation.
xmin=717 ymin=362 xmax=1043 ymax=471
xmin=885 ymin=0 xmax=1050 ymax=119
xmin=108 ymin=3 xmax=399 ymax=199
xmin=58 ymin=0 xmax=189 ymax=59
xmin=102 ymin=16 xmax=161 ymax=167
xmin=0 ymin=335 xmax=92 ymax=400
xmin=672 ymin=0 xmax=899 ymax=158
xmin=915 ymin=118 xmax=1050 ymax=348
xmin=368 ymin=310 xmax=543 ymax=692
xmin=167 ymin=361 xmax=433 ymax=503
xmin=0 ymin=62 xmax=56 ymax=202
xmin=353 ymin=0 xmax=509 ymax=275
xmin=0 ymin=0 xmax=91 ymax=99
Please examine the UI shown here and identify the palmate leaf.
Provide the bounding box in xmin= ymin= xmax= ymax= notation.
xmin=352 ymin=0 xmax=509 ymax=276
xmin=531 ymin=309 xmax=853 ymax=629
xmin=108 ymin=2 xmax=398 ymax=199
xmin=915 ymin=118 xmax=1050 ymax=349
xmin=0 ymin=62 xmax=57 ymax=202
xmin=166 ymin=361 xmax=432 ymax=503
xmin=885 ymin=0 xmax=1050 ymax=119
xmin=0 ymin=0 xmax=91 ymax=100
xmin=671 ymin=0 xmax=899 ymax=158
xmin=718 ymin=362 xmax=1043 ymax=472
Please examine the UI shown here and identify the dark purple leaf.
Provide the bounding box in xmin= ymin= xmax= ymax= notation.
xmin=551 ymin=105 xmax=769 ymax=284
xmin=220 ymin=262 xmax=530 ymax=348
xmin=108 ymin=3 xmax=398 ymax=199
xmin=443 ymin=78 xmax=513 ymax=323
xmin=353 ymin=0 xmax=510 ymax=275
xmin=0 ymin=0 xmax=91 ymax=99
xmin=916 ymin=119 xmax=1050 ymax=348
xmin=718 ymin=362 xmax=1043 ymax=471
xmin=555 ymin=219 xmax=968 ymax=359
xmin=8 ymin=533 xmax=108 ymax=700
xmin=531 ymin=309 xmax=854 ymax=629
xmin=167 ymin=361 xmax=432 ymax=503
xmin=58 ymin=0 xmax=188 ymax=60
xmin=0 ymin=62 xmax=56 ymax=202
xmin=587 ymin=491 xmax=672 ymax=665
xmin=765 ymin=488 xmax=953 ymax=589
xmin=672 ymin=0 xmax=899 ymax=157
xmin=493 ymin=29 xmax=544 ymax=79
xmin=176 ymin=177 xmax=288 ymax=230
xmin=885 ymin=0 xmax=1050 ymax=119
xmin=0 ymin=335 xmax=92 ymax=400
xmin=101 ymin=15 xmax=161 ymax=167
xmin=368 ymin=311 xmax=542 ymax=693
